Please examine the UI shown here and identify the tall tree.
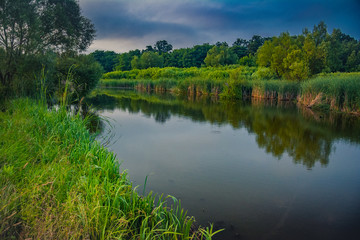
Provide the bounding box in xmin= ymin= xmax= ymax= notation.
xmin=91 ymin=50 xmax=118 ymax=73
xmin=312 ymin=21 xmax=328 ymax=46
xmin=131 ymin=52 xmax=164 ymax=69
xmin=204 ymin=45 xmax=238 ymax=67
xmin=116 ymin=49 xmax=141 ymax=71
xmin=247 ymin=35 xmax=266 ymax=55
xmin=232 ymin=38 xmax=248 ymax=59
xmin=154 ymin=40 xmax=173 ymax=54
xmin=0 ymin=0 xmax=95 ymax=90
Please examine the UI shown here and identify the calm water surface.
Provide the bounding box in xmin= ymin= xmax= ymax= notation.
xmin=87 ymin=89 xmax=360 ymax=240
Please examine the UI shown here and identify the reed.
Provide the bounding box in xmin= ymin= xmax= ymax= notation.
xmin=300 ymin=72 xmax=360 ymax=113
xmin=0 ymin=98 xmax=218 ymax=239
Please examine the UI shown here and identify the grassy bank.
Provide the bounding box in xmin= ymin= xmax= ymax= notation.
xmin=101 ymin=67 xmax=360 ymax=114
xmin=299 ymin=73 xmax=360 ymax=113
xmin=0 ymin=99 xmax=219 ymax=239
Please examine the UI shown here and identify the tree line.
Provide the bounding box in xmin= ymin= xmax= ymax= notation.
xmin=91 ymin=35 xmax=267 ymax=72
xmin=93 ymin=22 xmax=360 ymax=81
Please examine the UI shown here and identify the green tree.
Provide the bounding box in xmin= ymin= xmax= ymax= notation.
xmin=303 ymin=35 xmax=326 ymax=75
xmin=182 ymin=44 xmax=212 ymax=68
xmin=312 ymin=21 xmax=328 ymax=46
xmin=283 ymin=49 xmax=309 ymax=80
xmin=256 ymin=39 xmax=274 ymax=68
xmin=257 ymin=32 xmax=309 ymax=80
xmin=131 ymin=56 xmax=142 ymax=69
xmin=140 ymin=52 xmax=164 ymax=69
xmin=204 ymin=45 xmax=238 ymax=67
xmin=131 ymin=52 xmax=164 ymax=69
xmin=239 ymin=55 xmax=256 ymax=67
xmin=143 ymin=45 xmax=155 ymax=53
xmin=247 ymin=35 xmax=266 ymax=55
xmin=325 ymin=29 xmax=359 ymax=72
xmin=154 ymin=40 xmax=173 ymax=54
xmin=346 ymin=50 xmax=360 ymax=71
xmin=90 ymin=50 xmax=118 ymax=73
xmin=164 ymin=49 xmax=185 ymax=67
xmin=0 ymin=0 xmax=95 ymax=94
xmin=55 ymin=54 xmax=103 ymax=100
xmin=116 ymin=49 xmax=141 ymax=71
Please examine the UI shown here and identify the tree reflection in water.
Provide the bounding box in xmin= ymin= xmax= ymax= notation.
xmin=86 ymin=89 xmax=360 ymax=169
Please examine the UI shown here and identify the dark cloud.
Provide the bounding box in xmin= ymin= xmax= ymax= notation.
xmin=79 ymin=0 xmax=360 ymax=52
xmin=81 ymin=1 xmax=197 ymax=39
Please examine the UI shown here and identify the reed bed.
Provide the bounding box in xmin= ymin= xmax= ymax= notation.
xmin=300 ymin=72 xmax=360 ymax=113
xmin=0 ymin=99 xmax=220 ymax=239
xmin=101 ymin=67 xmax=360 ymax=113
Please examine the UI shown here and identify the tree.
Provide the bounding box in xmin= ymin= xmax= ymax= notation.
xmin=204 ymin=45 xmax=238 ymax=67
xmin=346 ymin=50 xmax=360 ymax=71
xmin=143 ymin=45 xmax=155 ymax=53
xmin=247 ymin=35 xmax=266 ymax=55
xmin=303 ymin=35 xmax=326 ymax=75
xmin=233 ymin=38 xmax=248 ymax=47
xmin=257 ymin=32 xmax=309 ymax=80
xmin=325 ymin=28 xmax=359 ymax=72
xmin=91 ymin=50 xmax=118 ymax=73
xmin=140 ymin=52 xmax=164 ymax=69
xmin=215 ymin=41 xmax=228 ymax=47
xmin=116 ymin=49 xmax=141 ymax=71
xmin=182 ymin=44 xmax=212 ymax=68
xmin=312 ymin=21 xmax=328 ymax=46
xmin=56 ymin=53 xmax=103 ymax=100
xmin=154 ymin=40 xmax=173 ymax=54
xmin=131 ymin=52 xmax=164 ymax=69
xmin=283 ymin=49 xmax=309 ymax=80
xmin=0 ymin=0 xmax=95 ymax=92
xmin=164 ymin=49 xmax=185 ymax=68
xmin=131 ymin=56 xmax=142 ymax=69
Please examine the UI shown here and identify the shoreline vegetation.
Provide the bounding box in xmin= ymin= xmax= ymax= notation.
xmin=101 ymin=67 xmax=360 ymax=115
xmin=1 ymin=2 xmax=359 ymax=237
xmin=0 ymin=99 xmax=220 ymax=239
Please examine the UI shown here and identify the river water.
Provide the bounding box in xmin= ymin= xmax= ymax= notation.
xmin=87 ymin=89 xmax=360 ymax=240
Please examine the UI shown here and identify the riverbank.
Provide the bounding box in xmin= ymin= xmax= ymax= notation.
xmin=101 ymin=67 xmax=360 ymax=114
xmin=0 ymin=99 xmax=218 ymax=239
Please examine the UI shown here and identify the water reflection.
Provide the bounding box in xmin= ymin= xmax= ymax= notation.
xmin=87 ymin=89 xmax=360 ymax=169
xmin=86 ymin=88 xmax=360 ymax=240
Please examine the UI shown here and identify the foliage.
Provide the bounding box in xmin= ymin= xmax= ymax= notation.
xmin=257 ymin=32 xmax=309 ymax=81
xmin=132 ymin=52 xmax=164 ymax=69
xmin=0 ymin=0 xmax=95 ymax=93
xmin=0 ymin=99 xmax=216 ymax=239
xmin=204 ymin=46 xmax=238 ymax=67
xmin=256 ymin=21 xmax=360 ymax=80
xmin=55 ymin=54 xmax=103 ymax=101
xmin=116 ymin=49 xmax=141 ymax=71
xmin=154 ymin=40 xmax=173 ymax=54
xmin=90 ymin=50 xmax=119 ymax=73
xmin=251 ymin=67 xmax=277 ymax=80
xmin=239 ymin=55 xmax=256 ymax=67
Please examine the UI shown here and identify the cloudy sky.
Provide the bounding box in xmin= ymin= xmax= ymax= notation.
xmin=79 ymin=0 xmax=360 ymax=53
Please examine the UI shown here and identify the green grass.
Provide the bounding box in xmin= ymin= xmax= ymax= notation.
xmin=0 ymin=98 xmax=221 ymax=239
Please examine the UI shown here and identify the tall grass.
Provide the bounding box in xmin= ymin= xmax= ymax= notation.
xmin=300 ymin=72 xmax=360 ymax=112
xmin=0 ymin=99 xmax=219 ymax=239
xmin=101 ymin=67 xmax=360 ymax=113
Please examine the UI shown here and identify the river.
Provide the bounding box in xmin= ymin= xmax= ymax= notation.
xmin=86 ymin=88 xmax=360 ymax=240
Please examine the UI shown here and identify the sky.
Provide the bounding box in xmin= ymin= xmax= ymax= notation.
xmin=79 ymin=0 xmax=360 ymax=53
